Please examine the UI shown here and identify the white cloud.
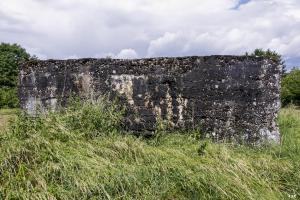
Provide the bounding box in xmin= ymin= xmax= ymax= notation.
xmin=25 ymin=46 xmax=48 ymax=59
xmin=64 ymin=55 xmax=79 ymax=59
xmin=0 ymin=0 xmax=300 ymax=68
xmin=94 ymin=48 xmax=138 ymax=59
xmin=116 ymin=48 xmax=138 ymax=59
xmin=147 ymin=32 xmax=187 ymax=57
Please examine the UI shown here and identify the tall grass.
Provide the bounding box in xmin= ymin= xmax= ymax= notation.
xmin=0 ymin=101 xmax=299 ymax=199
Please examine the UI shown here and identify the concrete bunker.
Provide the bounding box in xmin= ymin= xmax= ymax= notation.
xmin=18 ymin=56 xmax=282 ymax=144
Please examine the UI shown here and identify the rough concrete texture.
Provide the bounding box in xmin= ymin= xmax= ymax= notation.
xmin=19 ymin=56 xmax=282 ymax=144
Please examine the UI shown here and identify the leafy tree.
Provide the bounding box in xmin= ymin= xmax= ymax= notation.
xmin=246 ymin=48 xmax=286 ymax=73
xmin=281 ymin=68 xmax=300 ymax=106
xmin=245 ymin=49 xmax=299 ymax=106
xmin=0 ymin=43 xmax=31 ymax=108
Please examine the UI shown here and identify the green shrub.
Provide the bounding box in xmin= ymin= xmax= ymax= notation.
xmin=0 ymin=87 xmax=19 ymax=108
xmin=0 ymin=43 xmax=31 ymax=108
xmin=281 ymin=69 xmax=300 ymax=106
xmin=63 ymin=98 xmax=125 ymax=138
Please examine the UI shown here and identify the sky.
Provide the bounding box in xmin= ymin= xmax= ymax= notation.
xmin=1 ymin=0 xmax=300 ymax=69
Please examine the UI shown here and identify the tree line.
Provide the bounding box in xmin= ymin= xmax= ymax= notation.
xmin=0 ymin=43 xmax=299 ymax=108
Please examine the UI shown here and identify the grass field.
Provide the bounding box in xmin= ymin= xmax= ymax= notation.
xmin=0 ymin=109 xmax=17 ymax=131
xmin=0 ymin=103 xmax=299 ymax=200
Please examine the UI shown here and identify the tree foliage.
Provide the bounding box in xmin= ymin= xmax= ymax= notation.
xmin=246 ymin=49 xmax=300 ymax=106
xmin=246 ymin=48 xmax=286 ymax=73
xmin=248 ymin=48 xmax=282 ymax=62
xmin=281 ymin=68 xmax=300 ymax=106
xmin=0 ymin=43 xmax=31 ymax=108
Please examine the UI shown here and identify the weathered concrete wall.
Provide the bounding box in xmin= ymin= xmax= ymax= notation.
xmin=19 ymin=56 xmax=282 ymax=143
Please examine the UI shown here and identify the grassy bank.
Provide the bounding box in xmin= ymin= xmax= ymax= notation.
xmin=0 ymin=103 xmax=299 ymax=199
xmin=0 ymin=109 xmax=17 ymax=131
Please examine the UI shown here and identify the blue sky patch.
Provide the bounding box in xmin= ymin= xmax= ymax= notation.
xmin=232 ymin=0 xmax=251 ymax=9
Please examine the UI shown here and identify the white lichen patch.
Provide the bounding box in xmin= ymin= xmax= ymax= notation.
xmin=111 ymin=74 xmax=147 ymax=105
xmin=44 ymin=72 xmax=51 ymax=78
xmin=154 ymin=105 xmax=162 ymax=118
xmin=144 ymin=92 xmax=151 ymax=107
xmin=165 ymin=86 xmax=173 ymax=122
xmin=30 ymin=69 xmax=36 ymax=85
xmin=78 ymin=73 xmax=93 ymax=98
xmin=23 ymin=69 xmax=41 ymax=115
xmin=25 ymin=97 xmax=42 ymax=115
xmin=48 ymin=86 xmax=57 ymax=98
xmin=49 ymin=98 xmax=57 ymax=111
xmin=176 ymin=94 xmax=188 ymax=124
xmin=48 ymin=86 xmax=58 ymax=110
xmin=259 ymin=128 xmax=280 ymax=143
